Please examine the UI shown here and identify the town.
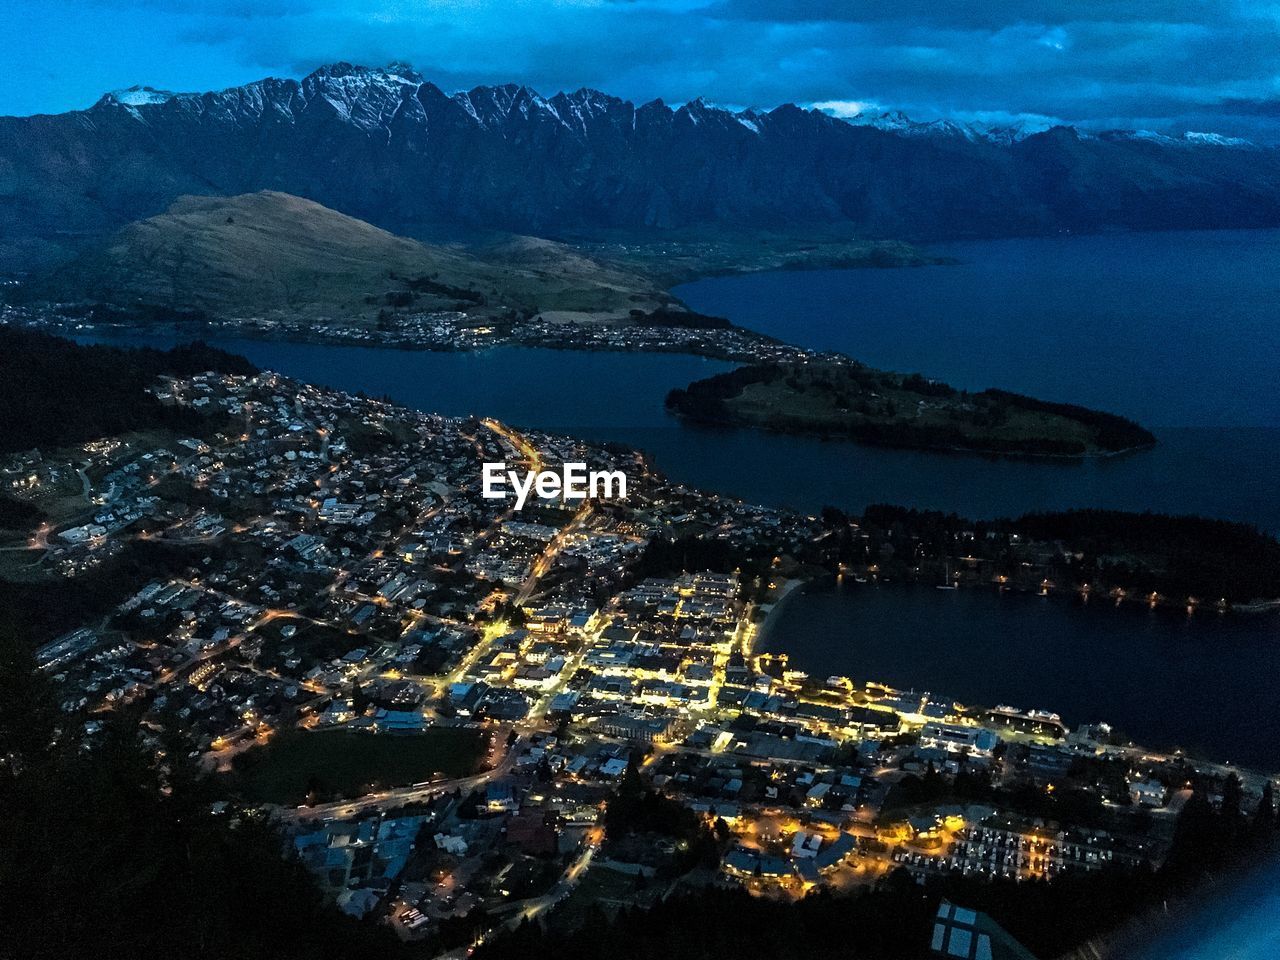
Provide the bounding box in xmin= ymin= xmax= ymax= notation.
xmin=1 ymin=301 xmax=837 ymax=366
xmin=2 ymin=364 xmax=1275 ymax=956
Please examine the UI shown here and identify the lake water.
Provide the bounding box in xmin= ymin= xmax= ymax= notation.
xmin=87 ymin=230 xmax=1280 ymax=528
xmin=757 ymin=579 xmax=1280 ymax=770
xmin=676 ymin=229 xmax=1280 ymax=429
xmin=1129 ymin=855 xmax=1280 ymax=960
xmin=81 ymin=337 xmax=1280 ymax=532
xmin=74 ymin=228 xmax=1280 ymax=772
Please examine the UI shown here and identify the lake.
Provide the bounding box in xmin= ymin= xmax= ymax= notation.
xmin=1129 ymin=855 xmax=1280 ymax=960
xmin=757 ymin=579 xmax=1280 ymax=770
xmin=80 ymin=229 xmax=1280 ymax=529
xmin=676 ymin=228 xmax=1280 ymax=429
xmin=78 ymin=339 xmax=1280 ymax=532
xmin=75 ymin=228 xmax=1280 ymax=767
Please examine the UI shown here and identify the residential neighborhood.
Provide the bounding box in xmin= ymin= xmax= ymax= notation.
xmin=3 ymin=366 xmax=1272 ymax=955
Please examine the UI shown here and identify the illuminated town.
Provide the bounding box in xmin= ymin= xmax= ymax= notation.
xmin=4 ymin=368 xmax=1272 ymax=956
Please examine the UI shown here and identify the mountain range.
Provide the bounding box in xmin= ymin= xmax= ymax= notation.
xmin=3 ymin=61 xmax=1280 ymax=270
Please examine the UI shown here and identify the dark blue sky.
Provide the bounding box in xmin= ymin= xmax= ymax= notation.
xmin=7 ymin=0 xmax=1279 ymax=140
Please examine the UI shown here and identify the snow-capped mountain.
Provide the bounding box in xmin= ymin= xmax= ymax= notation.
xmin=844 ymin=110 xmax=991 ymax=141
xmin=1099 ymin=128 xmax=1256 ymax=149
xmin=841 ymin=109 xmax=1258 ymax=148
xmin=2 ymin=62 xmax=1278 ymax=269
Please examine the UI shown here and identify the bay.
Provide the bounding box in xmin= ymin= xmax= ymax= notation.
xmin=757 ymin=579 xmax=1280 ymax=770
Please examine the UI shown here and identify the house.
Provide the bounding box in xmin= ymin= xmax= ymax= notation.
xmin=485 ymin=781 xmax=519 ymax=814
xmin=435 ymin=832 xmax=468 ymax=856
xmin=920 ymin=722 xmax=1000 ymax=758
xmin=372 ymin=708 xmax=426 ymax=732
xmin=337 ymin=888 xmax=381 ymax=918
xmin=805 ymin=781 xmax=832 ymax=806
xmin=598 ymin=757 xmax=629 ymax=778
xmin=1128 ymin=779 xmax=1167 ymax=807
xmin=598 ymin=714 xmax=670 ymax=744
xmin=791 ymin=831 xmax=823 ymax=858
xmin=907 ymin=814 xmax=942 ymax=840
xmin=814 ymin=832 xmax=858 ymax=871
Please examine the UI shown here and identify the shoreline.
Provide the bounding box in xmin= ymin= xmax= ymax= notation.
xmin=751 ymin=577 xmax=809 ymax=655
xmin=16 ymin=323 xmax=1274 ymax=614
xmin=45 ymin=317 xmax=1160 ymax=461
xmin=838 ymin=568 xmax=1280 ymax=617
xmin=4 ymin=314 xmax=820 ymax=367
xmin=754 ymin=576 xmax=1280 ymax=776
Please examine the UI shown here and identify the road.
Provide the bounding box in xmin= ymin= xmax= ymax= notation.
xmin=275 ymin=731 xmax=525 ymax=825
xmin=432 ymin=826 xmax=604 ymax=960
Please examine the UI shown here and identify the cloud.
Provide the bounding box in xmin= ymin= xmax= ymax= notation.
xmin=4 ymin=0 xmax=1279 ymax=142
xmin=811 ymin=100 xmax=879 ymax=118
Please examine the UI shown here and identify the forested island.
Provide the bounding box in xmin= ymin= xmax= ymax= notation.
xmin=666 ymin=362 xmax=1156 ymax=457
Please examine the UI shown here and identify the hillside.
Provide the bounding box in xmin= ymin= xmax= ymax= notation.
xmin=666 ymin=362 xmax=1156 ymax=457
xmin=23 ymin=192 xmax=671 ymax=322
xmin=0 ymin=328 xmax=255 ymax=453
xmin=3 ymin=63 xmax=1280 ymax=270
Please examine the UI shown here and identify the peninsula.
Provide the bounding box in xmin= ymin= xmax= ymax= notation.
xmin=666 ymin=361 xmax=1157 ymax=457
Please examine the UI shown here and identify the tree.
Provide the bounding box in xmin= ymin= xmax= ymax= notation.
xmin=351 ymin=680 xmax=370 ymax=715
xmin=0 ymin=662 xmax=407 ymax=959
xmin=0 ymin=630 xmax=57 ymax=775
xmin=1254 ymin=780 xmax=1275 ymax=834
xmin=1222 ymin=772 xmax=1244 ymax=823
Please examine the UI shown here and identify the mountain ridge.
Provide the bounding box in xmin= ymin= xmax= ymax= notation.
xmin=19 ymin=191 xmax=672 ymax=321
xmin=4 ymin=62 xmax=1280 ymax=270
xmin=82 ymin=64 xmax=1266 ymax=149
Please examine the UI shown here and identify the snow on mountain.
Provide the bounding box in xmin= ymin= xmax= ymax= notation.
xmin=1184 ymin=131 xmax=1254 ymax=148
xmin=89 ymin=65 xmax=1255 ymax=152
xmin=1101 ymin=128 xmax=1256 ymax=149
xmin=104 ymin=86 xmax=175 ymax=107
xmin=840 ymin=109 xmax=1053 ymax=145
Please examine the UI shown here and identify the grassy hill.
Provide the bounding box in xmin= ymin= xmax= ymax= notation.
xmin=25 ymin=191 xmax=671 ymax=323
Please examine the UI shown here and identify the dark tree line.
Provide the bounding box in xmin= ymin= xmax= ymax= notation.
xmin=633 ymin=534 xmax=771 ymax=578
xmin=0 ymin=629 xmax=409 ymax=960
xmin=602 ymin=757 xmax=728 ymax=877
xmin=0 ymin=328 xmax=256 ymax=454
xmin=478 ymin=884 xmax=935 ymax=960
xmin=0 ymin=494 xmax=44 ymax=529
xmin=858 ymin=504 xmax=1280 ymax=603
xmin=980 ymin=388 xmax=1155 ymax=451
xmin=1014 ymin=509 xmax=1280 ymax=601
